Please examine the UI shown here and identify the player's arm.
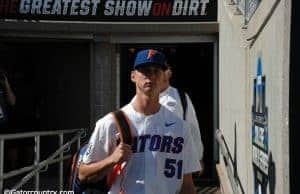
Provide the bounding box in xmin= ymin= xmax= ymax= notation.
xmin=78 ymin=156 xmax=114 ymax=182
xmin=180 ymin=173 xmax=197 ymax=194
xmin=78 ymin=143 xmax=132 ymax=182
xmin=181 ymin=122 xmax=201 ymax=193
xmin=186 ymin=94 xmax=204 ymax=175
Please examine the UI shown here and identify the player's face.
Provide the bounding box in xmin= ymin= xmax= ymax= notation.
xmin=131 ymin=65 xmax=165 ymax=96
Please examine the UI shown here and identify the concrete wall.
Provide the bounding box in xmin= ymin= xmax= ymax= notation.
xmin=218 ymin=0 xmax=291 ymax=193
xmin=93 ymin=43 xmax=118 ymax=123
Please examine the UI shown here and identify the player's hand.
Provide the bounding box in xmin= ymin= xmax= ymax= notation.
xmin=198 ymin=160 xmax=205 ymax=176
xmin=110 ymin=143 xmax=132 ymax=164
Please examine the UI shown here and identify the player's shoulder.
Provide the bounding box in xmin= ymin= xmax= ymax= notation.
xmin=95 ymin=104 xmax=133 ymax=128
xmin=121 ymin=103 xmax=131 ymax=113
xmin=95 ymin=112 xmax=114 ymax=125
xmin=161 ymin=105 xmax=184 ymax=125
xmin=93 ymin=111 xmax=119 ymax=136
xmin=168 ymin=86 xmax=188 ymax=101
xmin=167 ymin=86 xmax=179 ymax=96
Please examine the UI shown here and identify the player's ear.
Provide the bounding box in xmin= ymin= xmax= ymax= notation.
xmin=165 ymin=68 xmax=172 ymax=80
xmin=131 ymin=70 xmax=136 ymax=83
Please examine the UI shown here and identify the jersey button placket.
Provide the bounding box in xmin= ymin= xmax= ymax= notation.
xmin=144 ymin=117 xmax=149 ymax=193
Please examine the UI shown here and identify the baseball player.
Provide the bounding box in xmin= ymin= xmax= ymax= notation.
xmin=160 ymin=63 xmax=204 ymax=175
xmin=79 ymin=49 xmax=200 ymax=194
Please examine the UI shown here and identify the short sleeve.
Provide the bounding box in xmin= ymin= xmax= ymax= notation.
xmin=186 ymin=94 xmax=204 ymax=161
xmin=82 ymin=114 xmax=117 ymax=164
xmin=182 ymin=122 xmax=201 ymax=174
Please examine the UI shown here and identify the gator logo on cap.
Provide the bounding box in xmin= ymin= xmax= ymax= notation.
xmin=147 ymin=49 xmax=157 ymax=59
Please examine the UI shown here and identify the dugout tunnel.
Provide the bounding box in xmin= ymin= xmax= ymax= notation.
xmin=0 ymin=39 xmax=218 ymax=185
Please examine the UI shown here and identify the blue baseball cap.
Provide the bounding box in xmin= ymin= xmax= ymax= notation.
xmin=134 ymin=49 xmax=167 ymax=69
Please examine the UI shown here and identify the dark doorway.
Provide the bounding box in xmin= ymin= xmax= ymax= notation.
xmin=0 ymin=40 xmax=91 ymax=188
xmin=119 ymin=43 xmax=216 ymax=183
xmin=0 ymin=40 xmax=90 ymax=131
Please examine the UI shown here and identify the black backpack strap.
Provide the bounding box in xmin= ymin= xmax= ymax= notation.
xmin=112 ymin=110 xmax=133 ymax=145
xmin=178 ymin=90 xmax=187 ymax=120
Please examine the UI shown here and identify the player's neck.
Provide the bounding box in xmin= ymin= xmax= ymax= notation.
xmin=160 ymin=83 xmax=170 ymax=93
xmin=133 ymin=94 xmax=160 ymax=116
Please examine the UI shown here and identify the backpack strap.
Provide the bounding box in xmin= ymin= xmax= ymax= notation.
xmin=71 ymin=110 xmax=133 ymax=193
xmin=107 ymin=109 xmax=133 ymax=188
xmin=178 ymin=90 xmax=187 ymax=120
xmin=112 ymin=110 xmax=133 ymax=145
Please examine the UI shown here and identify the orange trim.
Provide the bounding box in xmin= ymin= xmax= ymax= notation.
xmin=107 ymin=163 xmax=122 ymax=187
xmin=107 ymin=110 xmax=134 ymax=189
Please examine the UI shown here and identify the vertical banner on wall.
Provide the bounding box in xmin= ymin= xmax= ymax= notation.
xmin=252 ymin=56 xmax=269 ymax=194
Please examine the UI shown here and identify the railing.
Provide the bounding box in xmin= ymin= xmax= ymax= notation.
xmin=215 ymin=129 xmax=245 ymax=194
xmin=245 ymin=0 xmax=261 ymax=21
xmin=0 ymin=128 xmax=87 ymax=192
xmin=229 ymin=0 xmax=261 ymax=23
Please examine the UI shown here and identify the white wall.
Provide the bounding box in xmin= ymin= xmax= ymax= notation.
xmin=218 ymin=0 xmax=291 ymax=193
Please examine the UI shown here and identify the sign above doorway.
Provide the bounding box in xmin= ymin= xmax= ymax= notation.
xmin=0 ymin=0 xmax=217 ymax=22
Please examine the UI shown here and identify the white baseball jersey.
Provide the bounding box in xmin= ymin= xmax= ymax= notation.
xmin=82 ymin=103 xmax=200 ymax=194
xmin=160 ymin=86 xmax=204 ymax=161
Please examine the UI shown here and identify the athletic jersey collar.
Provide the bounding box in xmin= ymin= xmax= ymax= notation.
xmin=127 ymin=102 xmax=163 ymax=121
xmin=159 ymin=86 xmax=172 ymax=98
